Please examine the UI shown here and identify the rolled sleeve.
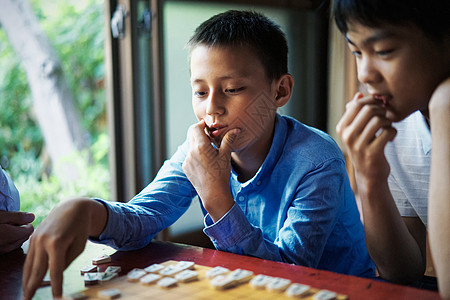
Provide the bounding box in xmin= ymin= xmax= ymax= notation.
xmin=91 ymin=198 xmax=155 ymax=250
xmin=203 ymin=203 xmax=254 ymax=249
xmin=88 ymin=140 xmax=195 ymax=251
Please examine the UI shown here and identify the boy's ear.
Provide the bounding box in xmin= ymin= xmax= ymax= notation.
xmin=274 ymin=74 xmax=294 ymax=108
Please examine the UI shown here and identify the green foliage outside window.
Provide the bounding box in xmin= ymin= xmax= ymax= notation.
xmin=0 ymin=0 xmax=109 ymax=225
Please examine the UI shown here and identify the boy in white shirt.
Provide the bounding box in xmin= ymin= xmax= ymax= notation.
xmin=332 ymin=0 xmax=450 ymax=298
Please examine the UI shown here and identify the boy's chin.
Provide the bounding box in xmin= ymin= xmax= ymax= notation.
xmin=386 ymin=113 xmax=402 ymax=123
xmin=214 ymin=135 xmax=247 ymax=152
xmin=386 ymin=109 xmax=416 ymax=123
xmin=229 ymin=135 xmax=251 ymax=153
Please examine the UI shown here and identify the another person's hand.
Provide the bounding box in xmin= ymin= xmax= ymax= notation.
xmin=183 ymin=120 xmax=240 ymax=222
xmin=22 ymin=198 xmax=105 ymax=300
xmin=336 ymin=92 xmax=397 ymax=189
xmin=0 ymin=211 xmax=34 ymax=254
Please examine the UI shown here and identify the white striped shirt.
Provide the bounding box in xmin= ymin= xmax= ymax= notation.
xmin=385 ymin=111 xmax=431 ymax=226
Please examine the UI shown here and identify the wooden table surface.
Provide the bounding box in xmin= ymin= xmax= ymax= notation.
xmin=0 ymin=240 xmax=441 ymax=299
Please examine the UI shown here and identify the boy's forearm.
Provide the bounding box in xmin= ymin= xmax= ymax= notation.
xmin=69 ymin=198 xmax=108 ymax=238
xmin=428 ymin=81 xmax=450 ymax=299
xmin=85 ymin=198 xmax=108 ymax=238
xmin=358 ymin=179 xmax=426 ymax=283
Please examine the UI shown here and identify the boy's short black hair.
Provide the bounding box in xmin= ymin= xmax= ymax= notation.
xmin=187 ymin=10 xmax=288 ymax=81
xmin=332 ymin=0 xmax=450 ymax=41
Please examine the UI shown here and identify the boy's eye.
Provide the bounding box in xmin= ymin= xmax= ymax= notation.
xmin=194 ymin=91 xmax=207 ymax=97
xmin=225 ymin=87 xmax=245 ymax=93
xmin=375 ymin=49 xmax=394 ymax=57
xmin=351 ymin=50 xmax=362 ymax=58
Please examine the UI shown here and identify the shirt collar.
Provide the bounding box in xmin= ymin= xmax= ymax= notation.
xmin=231 ymin=114 xmax=287 ymax=187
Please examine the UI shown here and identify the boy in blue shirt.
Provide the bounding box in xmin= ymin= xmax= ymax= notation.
xmin=23 ymin=10 xmax=374 ymax=299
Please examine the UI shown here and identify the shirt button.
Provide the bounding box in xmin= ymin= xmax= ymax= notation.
xmin=256 ymin=180 xmax=262 ymax=186
xmin=238 ymin=196 xmax=245 ymax=202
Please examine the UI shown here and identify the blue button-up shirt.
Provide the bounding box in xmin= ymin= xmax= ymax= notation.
xmin=96 ymin=114 xmax=375 ymax=277
xmin=0 ymin=168 xmax=20 ymax=211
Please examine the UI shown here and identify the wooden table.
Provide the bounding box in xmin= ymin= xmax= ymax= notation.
xmin=0 ymin=240 xmax=441 ymax=299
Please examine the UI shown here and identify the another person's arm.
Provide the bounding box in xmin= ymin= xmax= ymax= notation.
xmin=428 ymin=77 xmax=450 ymax=299
xmin=336 ymin=93 xmax=426 ymax=283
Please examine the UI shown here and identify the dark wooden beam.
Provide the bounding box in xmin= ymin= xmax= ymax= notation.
xmin=183 ymin=0 xmax=326 ymax=10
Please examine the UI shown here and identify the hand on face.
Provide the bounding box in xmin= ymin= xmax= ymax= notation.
xmin=336 ymin=92 xmax=397 ymax=187
xmin=22 ymin=199 xmax=91 ymax=300
xmin=183 ymin=120 xmax=240 ymax=222
xmin=0 ymin=211 xmax=34 ymax=254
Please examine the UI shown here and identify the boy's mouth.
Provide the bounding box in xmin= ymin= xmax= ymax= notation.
xmin=206 ymin=124 xmax=227 ymax=139
xmin=373 ymin=94 xmax=390 ymax=107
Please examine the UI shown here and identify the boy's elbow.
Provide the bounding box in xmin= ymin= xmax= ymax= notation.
xmin=438 ymin=275 xmax=450 ymax=300
xmin=381 ymin=273 xmax=421 ymax=286
xmin=378 ymin=262 xmax=425 ymax=285
xmin=439 ymin=288 xmax=450 ymax=300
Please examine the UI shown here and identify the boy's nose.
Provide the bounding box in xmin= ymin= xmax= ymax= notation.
xmin=206 ymin=92 xmax=225 ymax=115
xmin=357 ymin=57 xmax=381 ymax=85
